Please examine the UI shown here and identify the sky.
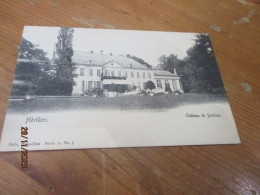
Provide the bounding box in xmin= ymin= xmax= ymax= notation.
xmin=22 ymin=26 xmax=197 ymax=67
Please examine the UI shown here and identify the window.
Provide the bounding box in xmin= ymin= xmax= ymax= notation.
xmin=107 ymin=70 xmax=110 ymax=76
xmin=104 ymin=70 xmax=110 ymax=76
xmin=148 ymin=72 xmax=151 ymax=79
xmin=165 ymin=80 xmax=171 ymax=91
xmin=80 ymin=68 xmax=85 ymax=76
xmin=97 ymin=69 xmax=101 ymax=77
xmin=111 ymin=70 xmax=115 ymax=76
xmin=72 ymin=68 xmax=77 ymax=74
xmin=131 ymin=72 xmax=134 ymax=78
xmin=172 ymin=80 xmax=178 ymax=90
xmin=118 ymin=71 xmax=121 ymax=77
xmin=89 ymin=69 xmax=93 ymax=77
xmin=97 ymin=81 xmax=101 ymax=89
xmin=88 ymin=81 xmax=93 ymax=90
xmin=81 ymin=81 xmax=85 ymax=92
xmin=137 ymin=72 xmax=140 ymax=78
xmin=138 ymin=82 xmax=141 ymax=89
xmin=143 ymin=72 xmax=145 ymax=78
xmin=94 ymin=81 xmax=101 ymax=89
xmin=143 ymin=82 xmax=146 ymax=89
xmin=157 ymin=80 xmax=162 ymax=88
xmin=125 ymin=71 xmax=128 ymax=78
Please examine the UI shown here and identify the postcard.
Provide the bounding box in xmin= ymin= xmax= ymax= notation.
xmin=0 ymin=26 xmax=240 ymax=151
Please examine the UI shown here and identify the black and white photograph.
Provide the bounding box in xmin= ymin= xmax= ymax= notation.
xmin=0 ymin=26 xmax=240 ymax=151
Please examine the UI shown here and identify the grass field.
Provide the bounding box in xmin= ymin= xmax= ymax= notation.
xmin=7 ymin=93 xmax=228 ymax=113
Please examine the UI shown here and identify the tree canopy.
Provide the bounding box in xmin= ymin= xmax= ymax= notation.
xmin=185 ymin=34 xmax=224 ymax=93
xmin=11 ymin=38 xmax=51 ymax=96
xmin=54 ymin=27 xmax=76 ymax=95
xmin=158 ymin=34 xmax=225 ymax=94
xmin=18 ymin=38 xmax=49 ymax=61
xmin=55 ymin=28 xmax=74 ymax=63
xmin=12 ymin=28 xmax=77 ymax=96
xmin=146 ymin=80 xmax=156 ymax=90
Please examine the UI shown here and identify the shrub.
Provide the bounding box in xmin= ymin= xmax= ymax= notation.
xmin=132 ymin=85 xmax=137 ymax=91
xmin=85 ymin=88 xmax=104 ymax=97
xmin=173 ymin=90 xmax=181 ymax=95
xmin=92 ymin=88 xmax=104 ymax=97
xmin=138 ymin=90 xmax=148 ymax=96
xmin=146 ymin=80 xmax=156 ymax=91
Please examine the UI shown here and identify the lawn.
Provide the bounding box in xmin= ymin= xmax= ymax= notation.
xmin=7 ymin=93 xmax=228 ymax=113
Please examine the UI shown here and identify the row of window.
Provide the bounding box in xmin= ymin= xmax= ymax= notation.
xmin=81 ymin=79 xmax=179 ymax=92
xmin=105 ymin=70 xmax=152 ymax=79
xmin=156 ymin=80 xmax=179 ymax=89
xmin=131 ymin=82 xmax=146 ymax=89
xmin=80 ymin=68 xmax=101 ymax=77
xmin=79 ymin=68 xmax=152 ymax=79
xmin=103 ymin=70 xmax=122 ymax=77
xmin=81 ymin=81 xmax=102 ymax=91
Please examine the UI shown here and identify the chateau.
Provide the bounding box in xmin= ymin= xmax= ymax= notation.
xmin=71 ymin=51 xmax=184 ymax=95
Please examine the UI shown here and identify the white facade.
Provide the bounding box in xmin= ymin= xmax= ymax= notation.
xmin=72 ymin=52 xmax=184 ymax=95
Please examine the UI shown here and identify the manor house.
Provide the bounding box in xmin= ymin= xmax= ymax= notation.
xmin=71 ymin=51 xmax=184 ymax=95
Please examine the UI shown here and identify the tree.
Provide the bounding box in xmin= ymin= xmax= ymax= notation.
xmin=11 ymin=38 xmax=50 ymax=96
xmin=185 ymin=34 xmax=225 ymax=93
xmin=158 ymin=54 xmax=180 ymax=73
xmin=157 ymin=34 xmax=225 ymax=94
xmin=54 ymin=27 xmax=76 ymax=95
xmin=146 ymin=80 xmax=156 ymax=91
xmin=19 ymin=38 xmax=49 ymax=61
xmin=178 ymin=57 xmax=196 ymax=93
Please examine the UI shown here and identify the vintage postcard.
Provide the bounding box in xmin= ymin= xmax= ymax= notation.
xmin=0 ymin=26 xmax=240 ymax=151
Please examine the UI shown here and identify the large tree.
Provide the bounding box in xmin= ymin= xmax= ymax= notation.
xmin=158 ymin=54 xmax=181 ymax=73
xmin=19 ymin=38 xmax=49 ymax=61
xmin=185 ymin=34 xmax=225 ymax=93
xmin=11 ymin=38 xmax=50 ymax=96
xmin=54 ymin=27 xmax=76 ymax=95
xmin=158 ymin=34 xmax=225 ymax=94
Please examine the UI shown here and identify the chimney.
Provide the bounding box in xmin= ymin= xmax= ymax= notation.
xmin=174 ymin=68 xmax=177 ymax=75
xmin=100 ymin=50 xmax=103 ymax=55
xmin=91 ymin=50 xmax=93 ymax=54
xmin=110 ymin=53 xmax=112 ymax=56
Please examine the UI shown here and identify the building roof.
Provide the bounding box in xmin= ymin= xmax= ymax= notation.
xmin=154 ymin=70 xmax=178 ymax=77
xmin=72 ymin=51 xmax=149 ymax=69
